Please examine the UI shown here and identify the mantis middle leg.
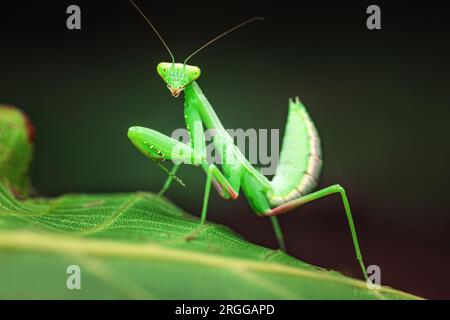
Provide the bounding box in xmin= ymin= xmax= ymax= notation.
xmin=200 ymin=163 xmax=238 ymax=224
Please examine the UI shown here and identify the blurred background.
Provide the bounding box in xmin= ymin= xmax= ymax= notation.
xmin=1 ymin=0 xmax=449 ymax=298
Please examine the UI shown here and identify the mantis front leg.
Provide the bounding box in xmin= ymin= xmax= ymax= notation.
xmin=158 ymin=163 xmax=181 ymax=196
xmin=184 ymin=105 xmax=239 ymax=223
xmin=128 ymin=126 xmax=237 ymax=224
xmin=158 ymin=104 xmax=225 ymax=197
xmin=184 ymin=103 xmax=233 ymax=199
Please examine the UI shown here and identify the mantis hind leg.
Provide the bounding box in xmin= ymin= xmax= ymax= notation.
xmin=265 ymin=184 xmax=368 ymax=280
xmin=270 ymin=216 xmax=286 ymax=251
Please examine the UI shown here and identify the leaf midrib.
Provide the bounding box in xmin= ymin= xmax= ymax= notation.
xmin=0 ymin=230 xmax=421 ymax=300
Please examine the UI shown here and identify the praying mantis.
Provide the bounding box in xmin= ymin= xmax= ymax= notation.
xmin=126 ymin=0 xmax=368 ymax=280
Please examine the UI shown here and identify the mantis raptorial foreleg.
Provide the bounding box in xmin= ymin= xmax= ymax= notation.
xmin=158 ymin=163 xmax=181 ymax=196
xmin=128 ymin=125 xmax=237 ymax=226
xmin=158 ymin=105 xmax=229 ymax=198
xmin=264 ymin=184 xmax=368 ymax=279
xmin=184 ymin=103 xmax=234 ymax=199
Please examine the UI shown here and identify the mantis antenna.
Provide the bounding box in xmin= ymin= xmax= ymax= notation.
xmin=184 ymin=16 xmax=264 ymax=64
xmin=128 ymin=0 xmax=175 ymax=63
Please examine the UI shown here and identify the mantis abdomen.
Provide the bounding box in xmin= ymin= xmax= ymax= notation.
xmin=268 ymin=97 xmax=323 ymax=206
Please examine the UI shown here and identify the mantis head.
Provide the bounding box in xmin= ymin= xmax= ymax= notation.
xmin=128 ymin=0 xmax=263 ymax=97
xmin=156 ymin=62 xmax=201 ymax=97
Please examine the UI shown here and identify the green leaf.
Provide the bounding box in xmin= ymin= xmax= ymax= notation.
xmin=0 ymin=106 xmax=420 ymax=299
xmin=0 ymin=106 xmax=34 ymax=198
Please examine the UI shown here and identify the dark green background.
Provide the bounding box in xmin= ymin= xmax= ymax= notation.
xmin=1 ymin=0 xmax=449 ymax=298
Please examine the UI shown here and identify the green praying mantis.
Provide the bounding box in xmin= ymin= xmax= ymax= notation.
xmin=126 ymin=0 xmax=368 ymax=280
